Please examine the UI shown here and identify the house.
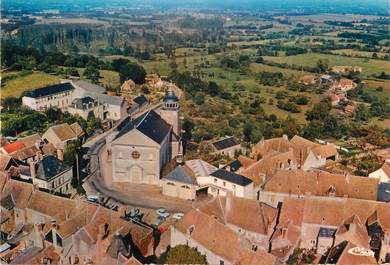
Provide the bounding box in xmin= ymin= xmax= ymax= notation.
xmin=326 ymin=92 xmax=347 ymax=106
xmin=299 ymin=75 xmax=318 ymax=85
xmin=210 ymin=136 xmax=243 ymax=158
xmin=258 ymin=170 xmax=379 ymax=207
xmin=193 ymin=195 xmax=279 ymax=250
xmin=377 ymin=182 xmax=390 ymax=202
xmin=199 ymin=169 xmax=254 ymax=199
xmin=67 ymin=96 xmax=106 ymax=120
xmin=145 ymin=74 xmax=164 ymax=89
xmin=162 ymin=165 xmax=197 ymax=200
xmin=22 ymin=79 xmax=128 ymax=122
xmin=89 ymin=93 xmax=128 ymax=121
xmin=0 ymin=181 xmax=152 ymax=265
xmin=171 ymin=202 xmax=277 ymax=265
xmin=120 ymin=79 xmax=136 ymax=96
xmin=129 ymin=94 xmax=149 ymax=115
xmin=0 ymin=154 xmax=24 ymax=177
xmin=26 ymin=155 xmax=73 ymax=194
xmin=274 ymin=196 xmax=390 ymax=263
xmin=22 ymin=82 xmax=74 ymax=111
xmin=321 ymin=74 xmax=333 ymax=83
xmin=42 ymin=122 xmax=85 ymax=150
xmin=369 ymin=163 xmax=390 ymax=183
xmin=331 ymin=78 xmax=357 ymax=92
xmin=332 ymin=65 xmax=363 ymax=74
xmin=1 ymin=140 xmax=27 ymax=155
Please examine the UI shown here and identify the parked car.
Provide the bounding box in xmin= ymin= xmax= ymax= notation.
xmin=156 ymin=208 xmax=170 ymax=218
xmin=87 ymin=195 xmax=99 ymax=204
xmin=173 ymin=213 xmax=184 ymax=220
xmin=153 ymin=216 xmax=166 ymax=226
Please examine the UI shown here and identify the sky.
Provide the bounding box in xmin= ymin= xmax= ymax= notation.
xmin=3 ymin=0 xmax=389 ymax=14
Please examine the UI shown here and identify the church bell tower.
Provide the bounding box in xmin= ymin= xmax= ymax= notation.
xmin=159 ymin=90 xmax=180 ymax=135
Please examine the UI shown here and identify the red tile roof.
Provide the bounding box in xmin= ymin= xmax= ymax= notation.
xmin=2 ymin=141 xmax=26 ymax=154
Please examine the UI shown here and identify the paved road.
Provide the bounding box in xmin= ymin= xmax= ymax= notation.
xmin=82 ymin=102 xmax=191 ymax=213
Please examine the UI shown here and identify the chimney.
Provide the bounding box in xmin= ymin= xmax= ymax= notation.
xmin=282 ymin=227 xmax=288 ymax=239
xmin=282 ymin=134 xmax=288 ymax=141
xmin=57 ymin=149 xmax=64 ymax=161
xmin=36 ymin=151 xmax=43 ymax=161
xmin=226 ymin=166 xmax=231 ymax=172
xmin=226 ymin=191 xmax=232 ymax=213
xmin=29 ymin=161 xmax=36 ymax=179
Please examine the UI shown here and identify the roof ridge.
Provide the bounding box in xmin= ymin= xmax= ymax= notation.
xmin=135 ymin=109 xmax=152 ymax=129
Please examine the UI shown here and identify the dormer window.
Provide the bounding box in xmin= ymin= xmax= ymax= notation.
xmin=188 ymin=225 xmax=195 ymax=235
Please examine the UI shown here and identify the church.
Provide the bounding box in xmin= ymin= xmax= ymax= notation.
xmin=108 ymin=91 xmax=182 ymax=185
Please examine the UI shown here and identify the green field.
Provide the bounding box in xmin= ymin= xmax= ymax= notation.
xmin=1 ymin=68 xmax=120 ymax=99
xmin=263 ymin=53 xmax=389 ymax=77
xmin=1 ymin=71 xmax=61 ymax=99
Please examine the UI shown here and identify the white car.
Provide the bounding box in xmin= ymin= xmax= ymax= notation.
xmin=156 ymin=208 xmax=170 ymax=218
xmin=172 ymin=213 xmax=184 ymax=220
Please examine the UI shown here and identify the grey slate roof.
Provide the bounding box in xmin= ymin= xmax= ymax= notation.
xmin=72 ymin=80 xmax=106 ymax=94
xmin=212 ymin=137 xmax=240 ymax=151
xmin=36 ymin=155 xmax=71 ymax=181
xmin=377 ymin=182 xmax=390 ymax=202
xmin=71 ymin=96 xmax=97 ymax=109
xmin=25 ymin=83 xmax=74 ymax=98
xmin=0 ymin=194 xmax=15 ymax=211
xmin=210 ymin=169 xmax=252 ymax=186
xmin=224 ymin=159 xmax=242 ymax=172
xmin=133 ymin=94 xmax=148 ymax=107
xmin=114 ymin=110 xmax=171 ymax=144
xmin=88 ymin=93 xmax=124 ymax=106
xmin=165 ymin=166 xmax=197 ymax=185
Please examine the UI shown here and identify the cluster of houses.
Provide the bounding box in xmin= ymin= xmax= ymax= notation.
xmin=0 ymin=177 xmax=153 ymax=265
xmin=0 ymin=122 xmax=85 ymax=195
xmin=2 ymin=73 xmax=390 ymax=264
xmin=299 ymin=65 xmax=363 ymax=115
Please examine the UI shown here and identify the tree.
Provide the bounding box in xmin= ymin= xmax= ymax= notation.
xmin=316 ymin=59 xmax=329 ymax=73
xmin=119 ymin=63 xmax=146 ymax=84
xmin=355 ymin=104 xmax=370 ymax=122
xmin=159 ymin=245 xmax=207 ymax=265
xmin=194 ymin=92 xmax=205 ymax=105
xmin=207 ymin=81 xmax=220 ymax=96
xmin=83 ymin=66 xmax=100 ymax=83
xmin=305 ymin=100 xmax=331 ymax=121
xmin=87 ymin=111 xmax=102 ymax=134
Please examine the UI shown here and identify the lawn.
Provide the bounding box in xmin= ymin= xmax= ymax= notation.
xmin=249 ymin=63 xmax=310 ymax=78
xmin=1 ymin=68 xmax=120 ymax=99
xmin=1 ymin=71 xmax=61 ymax=99
xmin=331 ymin=49 xmax=387 ymax=59
xmin=263 ymin=53 xmax=389 ymax=77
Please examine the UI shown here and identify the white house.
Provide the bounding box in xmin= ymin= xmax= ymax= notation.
xmin=67 ymin=96 xmax=106 ymax=120
xmin=22 ymin=79 xmax=128 ymax=122
xmin=22 ymin=82 xmax=74 ymax=111
xmin=24 ymin=155 xmax=73 ymax=194
xmin=369 ymin=163 xmax=390 ymax=183
xmin=210 ymin=136 xmax=243 ymax=158
xmin=197 ymin=169 xmax=254 ymax=199
xmin=162 ymin=166 xmax=197 ymax=200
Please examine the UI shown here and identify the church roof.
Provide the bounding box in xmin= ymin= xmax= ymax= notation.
xmin=164 ymin=166 xmax=197 ymax=185
xmin=114 ymin=110 xmax=171 ymax=145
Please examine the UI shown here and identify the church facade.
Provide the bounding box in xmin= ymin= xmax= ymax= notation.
xmin=109 ymin=91 xmax=182 ymax=185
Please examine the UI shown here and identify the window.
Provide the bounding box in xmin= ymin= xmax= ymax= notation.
xmin=233 ymin=184 xmax=236 ymax=189
xmin=167 ymin=182 xmax=175 ymax=186
xmin=132 ymin=151 xmax=140 ymax=159
xmin=223 ymin=181 xmax=226 ymax=187
xmin=220 ymin=260 xmax=224 ymax=265
xmin=214 ymin=178 xmax=217 ymax=184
